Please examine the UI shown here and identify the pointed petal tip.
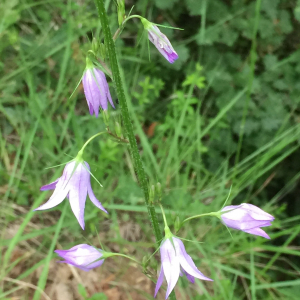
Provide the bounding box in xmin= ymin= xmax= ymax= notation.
xmin=33 ymin=206 xmax=44 ymax=212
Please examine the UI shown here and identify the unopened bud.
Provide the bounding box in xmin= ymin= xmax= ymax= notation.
xmin=117 ymin=0 xmax=125 ymax=26
xmin=149 ymin=185 xmax=155 ymax=203
xmin=142 ymin=255 xmax=150 ymax=268
xmin=99 ymin=43 xmax=106 ymax=60
xmin=115 ymin=121 xmax=122 ymax=138
xmin=92 ymin=37 xmax=99 ymax=53
xmin=156 ymin=182 xmax=162 ymax=200
xmin=174 ymin=216 xmax=182 ymax=233
xmin=151 ymin=258 xmax=158 ymax=272
xmin=102 ymin=110 xmax=109 ymax=126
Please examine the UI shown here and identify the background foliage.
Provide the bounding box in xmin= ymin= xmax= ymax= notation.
xmin=1 ymin=0 xmax=300 ymax=299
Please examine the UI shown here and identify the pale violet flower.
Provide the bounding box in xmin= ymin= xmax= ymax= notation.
xmin=155 ymin=237 xmax=212 ymax=299
xmin=82 ymin=58 xmax=115 ymax=117
xmin=35 ymin=160 xmax=107 ymax=229
xmin=221 ymin=203 xmax=274 ymax=239
xmin=55 ymin=244 xmax=104 ymax=271
xmin=141 ymin=18 xmax=178 ymax=64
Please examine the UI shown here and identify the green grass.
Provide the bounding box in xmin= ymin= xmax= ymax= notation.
xmin=1 ymin=0 xmax=300 ymax=299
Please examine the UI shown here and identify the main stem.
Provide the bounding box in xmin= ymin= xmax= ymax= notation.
xmin=94 ymin=2 xmax=177 ymax=298
xmin=94 ymin=0 xmax=162 ymax=245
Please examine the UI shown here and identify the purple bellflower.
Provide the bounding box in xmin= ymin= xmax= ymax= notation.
xmin=155 ymin=236 xmax=212 ymax=299
xmin=221 ymin=203 xmax=274 ymax=239
xmin=141 ymin=18 xmax=178 ymax=64
xmin=36 ymin=160 xmax=107 ymax=230
xmin=55 ymin=244 xmax=104 ymax=271
xmin=82 ymin=58 xmax=115 ymax=117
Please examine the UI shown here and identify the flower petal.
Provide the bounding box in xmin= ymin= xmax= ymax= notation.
xmin=160 ymin=239 xmax=180 ymax=299
xmin=58 ymin=260 xmax=91 ymax=272
xmin=173 ymin=238 xmax=213 ymax=282
xmin=240 ymin=203 xmax=274 ymax=221
xmin=40 ymin=179 xmax=59 ymax=191
xmin=68 ymin=164 xmax=89 ymax=229
xmin=154 ymin=265 xmax=164 ymax=298
xmin=185 ymin=272 xmax=195 ymax=284
xmin=88 ymin=185 xmax=108 ymax=214
xmin=243 ymin=227 xmax=271 ymax=239
xmin=84 ymin=162 xmax=107 ymax=214
xmin=83 ymin=69 xmax=101 ymax=117
xmin=35 ymin=175 xmax=69 ymax=210
xmin=240 ymin=220 xmax=272 ymax=230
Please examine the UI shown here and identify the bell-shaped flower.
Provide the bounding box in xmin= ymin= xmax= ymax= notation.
xmin=35 ymin=160 xmax=107 ymax=230
xmin=141 ymin=18 xmax=178 ymax=64
xmin=55 ymin=244 xmax=104 ymax=271
xmin=82 ymin=58 xmax=115 ymax=117
xmin=155 ymin=237 xmax=212 ymax=299
xmin=221 ymin=203 xmax=274 ymax=239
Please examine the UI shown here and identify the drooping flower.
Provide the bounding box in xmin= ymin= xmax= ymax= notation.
xmin=35 ymin=160 xmax=107 ymax=229
xmin=82 ymin=58 xmax=115 ymax=117
xmin=141 ymin=18 xmax=178 ymax=64
xmin=155 ymin=237 xmax=212 ymax=299
xmin=55 ymin=244 xmax=104 ymax=271
xmin=221 ymin=203 xmax=274 ymax=239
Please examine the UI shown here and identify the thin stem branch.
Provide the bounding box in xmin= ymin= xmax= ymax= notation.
xmin=182 ymin=212 xmax=219 ymax=224
xmin=159 ymin=204 xmax=168 ymax=228
xmin=108 ymin=252 xmax=141 ymax=264
xmin=79 ymin=131 xmax=106 ymax=153
xmin=113 ymin=15 xmax=142 ymax=40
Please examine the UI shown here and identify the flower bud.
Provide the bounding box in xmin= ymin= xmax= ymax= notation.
xmin=115 ymin=121 xmax=122 ymax=137
xmin=102 ymin=110 xmax=110 ymax=126
xmin=149 ymin=185 xmax=155 ymax=203
xmin=174 ymin=216 xmax=181 ymax=233
xmin=142 ymin=255 xmax=150 ymax=269
xmin=117 ymin=0 xmax=125 ymax=26
xmin=83 ymin=58 xmax=115 ymax=116
xmin=92 ymin=37 xmax=99 ymax=54
xmin=141 ymin=18 xmax=178 ymax=64
xmin=55 ymin=244 xmax=105 ymax=271
xmin=156 ymin=182 xmax=162 ymax=200
xmin=99 ymin=43 xmax=106 ymax=60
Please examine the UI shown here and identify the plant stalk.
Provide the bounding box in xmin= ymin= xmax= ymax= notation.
xmin=94 ymin=0 xmax=162 ymax=245
xmin=94 ymin=2 xmax=178 ymax=298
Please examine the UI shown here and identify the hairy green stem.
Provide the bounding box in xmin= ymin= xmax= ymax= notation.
xmin=94 ymin=0 xmax=162 ymax=245
xmin=94 ymin=1 xmax=178 ymax=298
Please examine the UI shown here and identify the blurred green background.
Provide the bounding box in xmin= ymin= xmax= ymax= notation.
xmin=1 ymin=0 xmax=300 ymax=299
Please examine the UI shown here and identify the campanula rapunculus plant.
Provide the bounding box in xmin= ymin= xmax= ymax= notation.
xmin=36 ymin=160 xmax=107 ymax=230
xmin=82 ymin=58 xmax=115 ymax=116
xmin=55 ymin=244 xmax=104 ymax=271
xmin=221 ymin=203 xmax=275 ymax=239
xmin=141 ymin=18 xmax=178 ymax=64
